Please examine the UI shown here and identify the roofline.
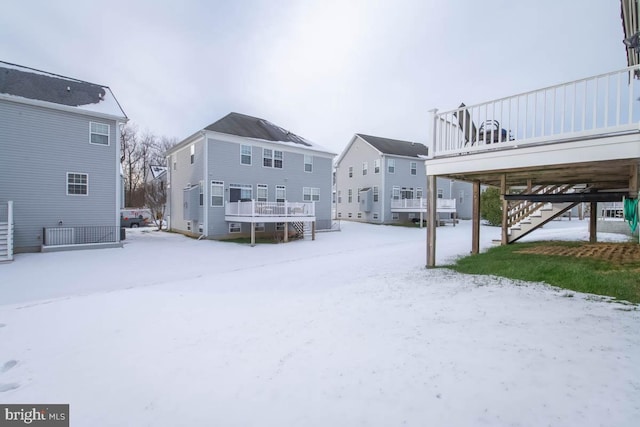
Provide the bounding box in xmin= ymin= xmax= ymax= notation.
xmin=0 ymin=92 xmax=128 ymax=122
xmin=167 ymin=128 xmax=336 ymax=158
xmin=335 ymin=134 xmax=385 ymax=166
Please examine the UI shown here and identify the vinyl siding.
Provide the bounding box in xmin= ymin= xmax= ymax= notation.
xmin=205 ymin=137 xmax=334 ymax=239
xmin=0 ymin=99 xmax=119 ymax=252
xmin=166 ymin=138 xmax=205 ymax=234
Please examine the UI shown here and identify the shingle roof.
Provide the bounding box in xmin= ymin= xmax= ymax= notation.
xmin=205 ymin=112 xmax=312 ymax=147
xmin=0 ymin=61 xmax=126 ymax=118
xmin=357 ymin=133 xmax=428 ymax=157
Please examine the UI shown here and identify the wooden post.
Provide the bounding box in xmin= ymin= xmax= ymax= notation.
xmin=312 ymin=221 xmax=316 ymax=240
xmin=426 ymin=174 xmax=437 ymax=267
xmin=589 ymin=201 xmax=597 ymax=243
xmin=630 ymin=163 xmax=639 ymax=198
xmin=472 ymin=181 xmax=480 ymax=254
xmin=284 ymin=221 xmax=289 ymax=243
xmin=501 ymin=175 xmax=509 ymax=245
xmin=251 ymin=222 xmax=255 ymax=247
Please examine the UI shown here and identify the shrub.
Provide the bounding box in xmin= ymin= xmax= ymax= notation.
xmin=481 ymin=186 xmax=502 ymax=226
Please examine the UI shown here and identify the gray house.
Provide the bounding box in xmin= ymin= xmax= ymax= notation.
xmin=0 ymin=61 xmax=127 ymax=259
xmin=335 ymin=134 xmax=473 ymax=225
xmin=165 ymin=112 xmax=336 ymax=244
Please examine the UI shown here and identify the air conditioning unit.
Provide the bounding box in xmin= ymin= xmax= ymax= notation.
xmin=46 ymin=228 xmax=75 ymax=245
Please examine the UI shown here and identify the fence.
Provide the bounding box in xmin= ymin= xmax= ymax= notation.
xmin=42 ymin=226 xmax=120 ymax=246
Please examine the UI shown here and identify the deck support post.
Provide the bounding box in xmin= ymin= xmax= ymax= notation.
xmin=630 ymin=163 xmax=639 ymax=198
xmin=251 ymin=222 xmax=255 ymax=246
xmin=312 ymin=221 xmax=316 ymax=240
xmin=426 ymin=174 xmax=437 ymax=267
xmin=589 ymin=202 xmax=597 ymax=243
xmin=501 ymin=175 xmax=509 ymax=245
xmin=284 ymin=221 xmax=289 ymax=243
xmin=472 ymin=180 xmax=480 ymax=254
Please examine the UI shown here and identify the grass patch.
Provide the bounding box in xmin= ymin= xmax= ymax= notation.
xmin=446 ymin=241 xmax=640 ymax=304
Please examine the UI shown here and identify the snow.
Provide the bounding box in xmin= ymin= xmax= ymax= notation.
xmin=0 ymin=220 xmax=638 ymax=426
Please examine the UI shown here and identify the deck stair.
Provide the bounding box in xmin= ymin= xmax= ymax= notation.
xmin=507 ymin=185 xmax=579 ymax=243
xmin=291 ymin=221 xmax=313 ymax=239
xmin=0 ymin=201 xmax=13 ymax=262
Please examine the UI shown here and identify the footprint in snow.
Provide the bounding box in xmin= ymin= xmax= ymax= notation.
xmin=0 ymin=383 xmax=20 ymax=392
xmin=1 ymin=360 xmax=18 ymax=373
xmin=0 ymin=323 xmax=5 ymax=328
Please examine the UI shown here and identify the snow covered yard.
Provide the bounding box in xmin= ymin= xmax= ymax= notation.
xmin=0 ymin=220 xmax=638 ymax=426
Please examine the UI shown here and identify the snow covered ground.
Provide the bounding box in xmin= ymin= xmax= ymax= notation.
xmin=0 ymin=220 xmax=638 ymax=426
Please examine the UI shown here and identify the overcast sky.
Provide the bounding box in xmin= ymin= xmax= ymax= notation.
xmin=1 ymin=0 xmax=627 ymax=154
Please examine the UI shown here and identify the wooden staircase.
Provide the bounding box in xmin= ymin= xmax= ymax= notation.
xmin=506 ymin=185 xmax=579 ymax=243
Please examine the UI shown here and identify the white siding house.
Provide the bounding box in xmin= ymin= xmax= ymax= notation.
xmin=166 ymin=112 xmax=336 ymax=244
xmin=0 ymin=61 xmax=127 ymax=258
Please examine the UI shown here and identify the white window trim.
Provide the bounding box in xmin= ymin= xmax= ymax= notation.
xmin=276 ymin=185 xmax=286 ymax=202
xmin=303 ymin=187 xmax=320 ymax=202
xmin=304 ymin=155 xmax=313 ymax=173
xmin=66 ymin=172 xmax=88 ymax=196
xmin=241 ymin=145 xmax=252 ymax=166
xmin=374 ymin=159 xmax=380 ymax=174
xmin=89 ymin=122 xmax=110 ymax=146
xmin=229 ymin=222 xmax=241 ymax=233
xmin=190 ymin=144 xmax=195 ymax=164
xmin=362 ymin=162 xmax=368 ymax=175
xmin=211 ymin=180 xmax=224 ymax=207
xmin=257 ymin=184 xmax=268 ymax=202
xmin=410 ymin=161 xmax=417 ymax=175
xmin=255 ymin=222 xmax=265 ymax=232
xmin=388 ymin=159 xmax=395 ymax=174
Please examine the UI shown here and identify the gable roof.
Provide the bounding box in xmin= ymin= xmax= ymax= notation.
xmin=356 ymin=134 xmax=428 ymax=157
xmin=149 ymin=165 xmax=167 ymax=180
xmin=0 ymin=61 xmax=127 ymax=119
xmin=206 ymin=112 xmax=312 ymax=146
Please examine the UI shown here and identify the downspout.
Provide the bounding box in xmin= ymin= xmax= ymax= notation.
xmin=115 ymin=121 xmax=123 ymax=225
xmin=202 ymin=131 xmax=209 ymax=238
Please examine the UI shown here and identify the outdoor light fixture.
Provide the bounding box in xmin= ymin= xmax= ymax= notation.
xmin=623 ymin=31 xmax=640 ymax=51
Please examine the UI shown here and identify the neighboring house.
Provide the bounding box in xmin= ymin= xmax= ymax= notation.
xmin=165 ymin=112 xmax=336 ymax=243
xmin=334 ymin=134 xmax=472 ymax=224
xmin=0 ymin=61 xmax=127 ymax=259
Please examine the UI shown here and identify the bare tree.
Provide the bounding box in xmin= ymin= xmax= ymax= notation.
xmin=145 ymin=179 xmax=167 ymax=230
xmin=120 ymin=123 xmax=143 ymax=207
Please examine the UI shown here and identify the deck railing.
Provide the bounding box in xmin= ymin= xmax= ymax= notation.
xmin=0 ymin=201 xmax=13 ymax=261
xmin=225 ymin=201 xmax=315 ymax=217
xmin=429 ymin=66 xmax=640 ymax=158
xmin=390 ymin=198 xmax=456 ymax=211
xmin=42 ymin=225 xmax=120 ymax=247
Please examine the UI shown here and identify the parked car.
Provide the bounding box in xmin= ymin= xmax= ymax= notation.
xmin=120 ymin=209 xmax=152 ymax=228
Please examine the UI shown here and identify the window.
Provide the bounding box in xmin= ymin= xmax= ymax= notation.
xmin=190 ymin=145 xmax=195 ymax=164
xmin=304 ymin=155 xmax=313 ymax=172
xmin=255 ymin=223 xmax=265 ymax=232
xmin=90 ymin=122 xmax=109 ymax=145
xmin=67 ymin=172 xmax=88 ymax=195
xmin=348 ymin=189 xmax=353 ymax=203
xmin=348 ymin=213 xmax=352 ymax=218
xmin=392 ymin=186 xmax=400 ymax=200
xmin=408 ymin=213 xmax=416 ymax=219
xmin=373 ymin=186 xmax=379 ymax=202
xmin=437 ymin=189 xmax=443 ymax=199
xmin=357 ymin=187 xmax=361 ymax=203
xmin=172 ymin=155 xmax=176 ymax=171
xmin=276 ymin=222 xmax=285 ymax=231
xmin=362 ymin=162 xmax=368 ymax=175
xmin=263 ymin=149 xmax=283 ymax=168
xmin=459 ymin=190 xmax=465 ymax=205
xmin=263 ymin=149 xmax=272 ymax=167
xmin=229 ymin=183 xmax=252 ymax=202
xmin=373 ymin=213 xmax=379 ymax=220
xmin=211 ymin=181 xmax=224 ymax=206
xmin=338 ymin=212 xmax=342 ymax=218
xmin=357 ymin=213 xmax=362 ymax=219
xmin=374 ymin=159 xmax=380 ymax=174
xmin=241 ymin=145 xmax=252 ymax=165
xmin=392 ymin=213 xmax=399 ymax=220
xmin=187 ymin=221 xmax=192 ymax=231
xmin=199 ymin=181 xmax=204 ymax=206
xmin=417 ymin=188 xmax=423 ymax=199
xmin=337 ymin=190 xmax=342 ymax=203
xmin=229 ymin=223 xmax=241 ymax=233
xmin=388 ymin=159 xmax=395 ymax=174
xmin=303 ymin=187 xmax=320 ymax=202
xmin=348 ymin=166 xmax=353 ymax=178
xmin=276 ymin=185 xmax=286 ymax=203
xmin=401 ymin=187 xmax=414 ymax=200
xmin=257 ymin=184 xmax=268 ymax=202
xmin=410 ymin=162 xmax=417 ymax=175
xmin=274 ymin=150 xmax=283 ymax=169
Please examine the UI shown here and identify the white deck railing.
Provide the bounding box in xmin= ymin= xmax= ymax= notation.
xmin=390 ymin=198 xmax=456 ymax=212
xmin=0 ymin=201 xmax=14 ymax=261
xmin=225 ymin=201 xmax=315 ymax=217
xmin=429 ymin=66 xmax=640 ymax=158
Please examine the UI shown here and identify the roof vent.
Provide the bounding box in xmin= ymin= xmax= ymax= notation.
xmin=66 ymin=86 xmax=70 ymax=92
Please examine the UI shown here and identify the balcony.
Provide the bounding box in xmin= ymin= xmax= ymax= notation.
xmin=390 ymin=198 xmax=456 ymax=213
xmin=426 ymin=66 xmax=640 ymax=190
xmin=225 ymin=201 xmax=316 ymax=222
